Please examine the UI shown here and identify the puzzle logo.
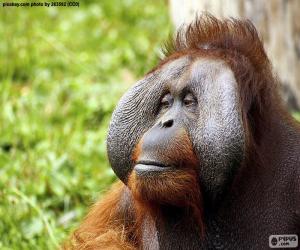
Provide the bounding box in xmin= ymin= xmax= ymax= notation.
xmin=269 ymin=235 xmax=298 ymax=248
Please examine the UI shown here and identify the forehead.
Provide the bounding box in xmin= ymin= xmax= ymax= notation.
xmin=153 ymin=56 xmax=237 ymax=91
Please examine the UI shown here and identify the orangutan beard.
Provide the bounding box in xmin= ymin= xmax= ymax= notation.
xmin=127 ymin=168 xmax=204 ymax=235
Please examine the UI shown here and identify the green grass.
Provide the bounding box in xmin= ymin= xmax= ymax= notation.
xmin=293 ymin=112 xmax=300 ymax=121
xmin=0 ymin=1 xmax=171 ymax=249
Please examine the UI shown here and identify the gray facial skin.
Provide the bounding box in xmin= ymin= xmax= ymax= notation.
xmin=107 ymin=56 xmax=245 ymax=199
xmin=189 ymin=59 xmax=245 ymax=199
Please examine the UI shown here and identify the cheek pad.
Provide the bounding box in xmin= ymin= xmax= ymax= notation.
xmin=107 ymin=78 xmax=164 ymax=182
xmin=191 ymin=100 xmax=245 ymax=193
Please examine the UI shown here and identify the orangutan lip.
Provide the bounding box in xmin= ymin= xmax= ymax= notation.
xmin=136 ymin=160 xmax=169 ymax=168
xmin=134 ymin=161 xmax=171 ymax=174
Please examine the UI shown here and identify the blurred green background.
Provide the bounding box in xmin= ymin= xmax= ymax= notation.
xmin=1 ymin=1 xmax=299 ymax=250
xmin=0 ymin=1 xmax=170 ymax=249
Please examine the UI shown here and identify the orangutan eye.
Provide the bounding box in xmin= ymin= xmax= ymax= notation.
xmin=183 ymin=93 xmax=197 ymax=107
xmin=160 ymin=93 xmax=173 ymax=109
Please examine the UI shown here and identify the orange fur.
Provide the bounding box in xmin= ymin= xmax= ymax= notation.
xmin=65 ymin=182 xmax=137 ymax=250
xmin=128 ymin=169 xmax=204 ymax=237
